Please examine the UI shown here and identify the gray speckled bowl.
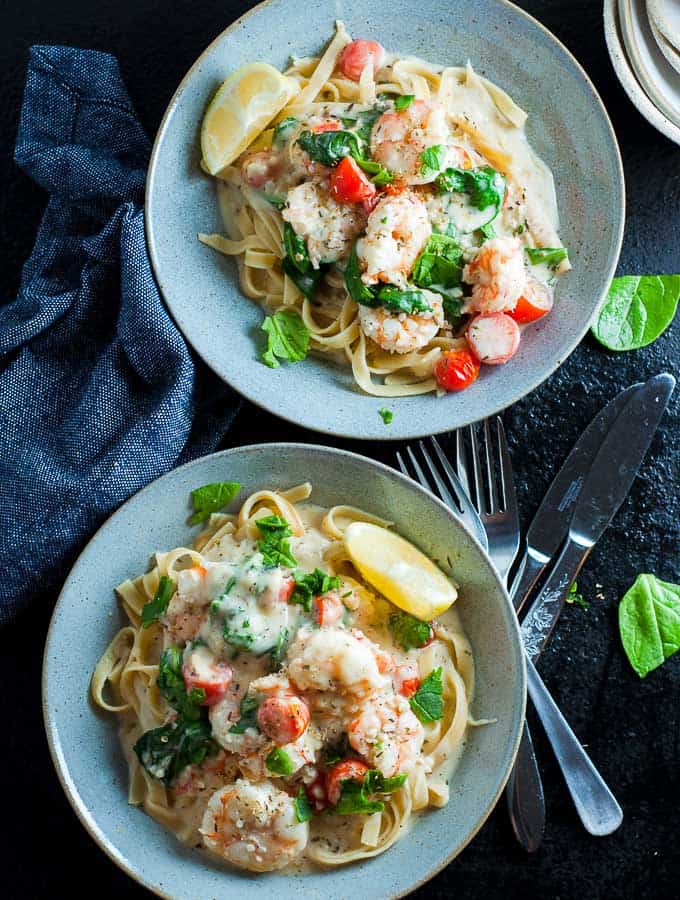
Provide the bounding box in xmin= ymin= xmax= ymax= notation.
xmin=43 ymin=443 xmax=526 ymax=899
xmin=146 ymin=0 xmax=624 ymax=441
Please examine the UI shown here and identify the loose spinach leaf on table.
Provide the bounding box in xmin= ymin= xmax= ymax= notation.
xmin=261 ymin=309 xmax=311 ymax=368
xmin=618 ymin=574 xmax=680 ymax=678
xmin=591 ymin=275 xmax=680 ymax=351
xmin=189 ymin=481 xmax=241 ymax=525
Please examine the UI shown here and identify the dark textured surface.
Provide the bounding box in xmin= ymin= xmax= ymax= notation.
xmin=1 ymin=1 xmax=679 ymax=898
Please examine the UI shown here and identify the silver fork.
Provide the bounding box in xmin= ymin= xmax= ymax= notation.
xmin=400 ymin=424 xmax=621 ymax=845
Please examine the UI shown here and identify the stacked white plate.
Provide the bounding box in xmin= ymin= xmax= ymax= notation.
xmin=605 ymin=0 xmax=680 ymax=145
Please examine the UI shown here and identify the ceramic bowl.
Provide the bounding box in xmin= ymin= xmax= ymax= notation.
xmin=145 ymin=0 xmax=624 ymax=440
xmin=43 ymin=443 xmax=526 ymax=899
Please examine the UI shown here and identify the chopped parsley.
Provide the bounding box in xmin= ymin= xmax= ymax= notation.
xmin=255 ymin=514 xmax=298 ymax=568
xmin=566 ymin=581 xmax=589 ymax=610
xmin=291 ymin=568 xmax=341 ymax=612
xmin=141 ymin=575 xmax=175 ymax=628
xmin=409 ymin=667 xmax=444 ymax=723
xmin=378 ymin=408 xmax=393 ymax=425
xmin=189 ymin=481 xmax=241 ymax=525
xmin=335 ymin=769 xmax=407 ymax=815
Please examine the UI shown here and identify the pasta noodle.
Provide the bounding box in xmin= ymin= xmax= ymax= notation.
xmin=92 ymin=482 xmax=481 ymax=872
xmin=200 ymin=22 xmax=568 ymax=396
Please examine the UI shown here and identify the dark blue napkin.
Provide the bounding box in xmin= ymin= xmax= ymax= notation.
xmin=0 ymin=46 xmax=241 ymax=625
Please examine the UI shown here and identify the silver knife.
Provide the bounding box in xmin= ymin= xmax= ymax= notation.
xmin=510 ymin=382 xmax=641 ymax=614
xmin=521 ymin=373 xmax=675 ymax=661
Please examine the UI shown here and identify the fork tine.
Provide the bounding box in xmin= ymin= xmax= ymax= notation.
xmin=418 ymin=441 xmax=460 ymax=512
xmin=467 ymin=424 xmax=485 ymax=513
xmin=405 ymin=445 xmax=433 ymax=493
xmin=454 ymin=430 xmax=472 ymax=499
xmin=496 ymin=418 xmax=518 ymax=520
xmin=482 ymin=418 xmax=500 ymax=512
xmin=430 ymin=437 xmax=468 ymax=510
xmin=396 ymin=450 xmax=409 ymax=479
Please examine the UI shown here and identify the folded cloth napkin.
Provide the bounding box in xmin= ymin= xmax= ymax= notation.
xmin=0 ymin=46 xmax=240 ymax=625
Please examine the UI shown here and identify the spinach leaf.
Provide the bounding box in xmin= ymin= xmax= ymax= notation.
xmin=618 ymin=574 xmax=680 ymax=678
xmin=261 ymin=309 xmax=311 ymax=368
xmin=525 ymin=246 xmax=569 ymax=268
xmin=265 ymin=194 xmax=287 ymax=210
xmin=158 ymin=647 xmax=205 ymax=719
xmin=268 ymin=627 xmax=290 ymax=671
xmin=374 ymin=285 xmax=432 ymax=314
xmin=133 ymin=717 xmax=218 ymax=786
xmin=354 ymin=107 xmax=384 ymax=145
xmin=389 ymin=612 xmax=433 ymax=650
xmin=229 ymin=694 xmax=260 ymax=734
xmin=281 ymin=257 xmax=325 ymax=299
xmin=409 ymin=667 xmax=444 ymax=723
xmin=419 ymin=144 xmax=447 ymax=178
xmin=479 ymin=221 xmax=496 ymax=241
xmin=435 ymin=166 xmax=506 ymax=217
xmin=412 ymin=234 xmax=463 ymax=292
xmin=255 ymin=514 xmax=298 ymax=568
xmin=273 ymin=116 xmax=298 ymax=147
xmin=291 ymin=568 xmax=341 ymax=612
xmin=294 ymin=786 xmax=313 ymax=822
xmin=394 ymin=94 xmax=415 ymax=112
xmin=297 ymin=129 xmax=362 ymax=167
xmin=344 ymin=241 xmax=377 ymax=304
xmin=334 ymin=768 xmax=407 ymax=815
xmin=283 ymin=222 xmax=312 ymax=275
xmin=591 ymin=275 xmax=680 ymax=352
xmin=223 ymin=621 xmax=255 ymax=651
xmin=141 ymin=575 xmax=175 ymax=628
xmin=355 ymin=156 xmax=393 ymax=186
xmin=266 ymin=747 xmax=295 ymax=775
xmin=189 ymin=481 xmax=241 ymax=525
xmin=378 ymin=408 xmax=393 ymax=425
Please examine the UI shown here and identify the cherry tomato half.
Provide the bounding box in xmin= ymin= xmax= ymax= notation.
xmin=434 ymin=348 xmax=481 ymax=392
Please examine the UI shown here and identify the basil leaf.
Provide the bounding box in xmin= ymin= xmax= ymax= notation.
xmin=389 ymin=612 xmax=432 ymax=650
xmin=618 ymin=574 xmax=680 ymax=678
xmin=394 ymin=94 xmax=415 ymax=112
xmin=591 ymin=275 xmax=680 ymax=352
xmin=141 ymin=575 xmax=175 ymax=628
xmin=355 ymin=157 xmax=393 ymax=186
xmin=229 ymin=694 xmax=260 ymax=733
xmin=134 ymin=716 xmax=218 ymax=786
xmin=158 ymin=647 xmax=205 ymax=720
xmin=409 ymin=667 xmax=444 ymax=723
xmin=344 ymin=241 xmax=377 ymax=304
xmin=256 ymin=514 xmax=298 ymax=568
xmin=419 ymin=144 xmax=447 ymax=178
xmin=283 ymin=223 xmax=312 ymax=275
xmin=525 ymin=246 xmax=569 ymax=268
xmin=261 ymin=309 xmax=311 ymax=368
xmin=273 ymin=116 xmax=298 ymax=147
xmin=189 ymin=481 xmax=241 ymax=525
xmin=294 ymin=786 xmax=313 ymax=822
xmin=434 ymin=168 xmax=467 ymax=193
xmin=291 ymin=568 xmax=341 ymax=612
xmin=375 ymin=285 xmax=432 ymax=314
xmin=266 ymin=746 xmax=295 ymax=775
xmin=334 ymin=768 xmax=407 ymax=815
xmin=297 ymin=129 xmax=362 ymax=167
xmin=378 ymin=408 xmax=393 ymax=425
xmin=354 ymin=107 xmax=384 ymax=145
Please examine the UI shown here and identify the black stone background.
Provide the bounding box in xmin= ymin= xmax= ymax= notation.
xmin=1 ymin=1 xmax=679 ymax=897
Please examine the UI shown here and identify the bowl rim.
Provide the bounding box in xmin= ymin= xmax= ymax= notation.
xmin=42 ymin=441 xmax=527 ymax=899
xmin=145 ymin=0 xmax=626 ymax=441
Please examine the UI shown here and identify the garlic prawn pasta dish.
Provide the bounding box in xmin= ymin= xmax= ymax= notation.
xmin=198 ymin=21 xmax=570 ymax=397
xmin=92 ymin=479 xmax=484 ymax=873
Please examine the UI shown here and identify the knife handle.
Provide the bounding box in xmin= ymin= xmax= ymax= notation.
xmin=526 ymin=658 xmax=623 ymax=836
xmin=505 ymin=719 xmax=545 ymax=851
xmin=509 ymin=549 xmax=549 ymax=615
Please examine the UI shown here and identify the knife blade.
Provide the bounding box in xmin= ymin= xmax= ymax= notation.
xmin=521 ymin=373 xmax=675 ymax=661
xmin=510 ymin=382 xmax=641 ymax=613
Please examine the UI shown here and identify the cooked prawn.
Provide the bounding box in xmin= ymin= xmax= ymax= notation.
xmin=462 ymin=236 xmax=527 ymax=314
xmin=370 ymin=100 xmax=451 ymax=184
xmin=287 ymin=625 xmax=385 ymax=694
xmin=348 ymin=691 xmax=424 ymax=777
xmin=358 ymin=288 xmax=444 ymax=354
xmin=356 ymin=189 xmax=430 ymax=287
xmin=201 ymin=779 xmax=309 ymax=871
xmin=282 ymin=181 xmax=365 ymax=269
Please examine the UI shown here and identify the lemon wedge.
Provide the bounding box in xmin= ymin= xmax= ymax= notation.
xmin=344 ymin=523 xmax=457 ymax=621
xmin=200 ymin=63 xmax=298 ymax=175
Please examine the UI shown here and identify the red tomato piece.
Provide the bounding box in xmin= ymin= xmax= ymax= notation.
xmin=508 ymin=280 xmax=554 ymax=324
xmin=466 ymin=313 xmax=521 ymax=365
xmin=312 ymin=120 xmax=341 ymax=133
xmin=399 ymin=677 xmax=420 ymax=698
xmin=182 ymin=647 xmax=233 ymax=706
xmin=279 ymin=574 xmax=295 ymax=603
xmin=330 ymin=156 xmax=377 ymax=204
xmin=434 ymin=348 xmax=481 ymax=392
xmin=313 ymin=594 xmax=344 ymax=627
xmin=257 ymin=694 xmax=311 ymax=745
xmin=326 ymin=759 xmax=370 ymax=806
xmin=241 ymin=150 xmax=281 ymax=188
xmin=338 ymin=39 xmax=386 ymax=82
